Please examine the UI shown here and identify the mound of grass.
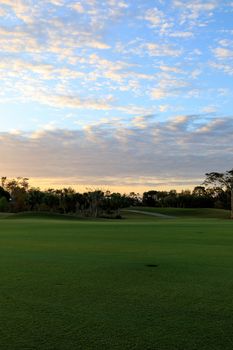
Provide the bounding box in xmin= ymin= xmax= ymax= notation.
xmin=129 ymin=207 xmax=231 ymax=219
xmin=120 ymin=210 xmax=160 ymax=221
xmin=3 ymin=211 xmax=81 ymax=221
xmin=0 ymin=212 xmax=15 ymax=219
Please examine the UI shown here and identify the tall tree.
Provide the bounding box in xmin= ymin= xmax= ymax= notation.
xmin=204 ymin=169 xmax=233 ymax=218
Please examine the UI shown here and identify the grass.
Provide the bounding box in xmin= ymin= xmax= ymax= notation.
xmin=1 ymin=211 xmax=82 ymax=221
xmin=0 ymin=211 xmax=233 ymax=349
xmin=127 ymin=206 xmax=231 ymax=219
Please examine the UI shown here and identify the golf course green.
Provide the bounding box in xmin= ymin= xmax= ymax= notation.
xmin=0 ymin=209 xmax=233 ymax=349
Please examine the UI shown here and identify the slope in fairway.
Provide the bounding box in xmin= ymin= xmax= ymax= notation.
xmin=124 ymin=207 xmax=231 ymax=219
xmin=0 ymin=217 xmax=233 ymax=349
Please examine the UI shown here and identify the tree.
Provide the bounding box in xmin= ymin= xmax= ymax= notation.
xmin=87 ymin=190 xmax=105 ymax=217
xmin=142 ymin=191 xmax=158 ymax=207
xmin=3 ymin=178 xmax=29 ymax=212
xmin=0 ymin=186 xmax=11 ymax=201
xmin=0 ymin=197 xmax=9 ymax=212
xmin=26 ymin=188 xmax=44 ymax=211
xmin=192 ymin=186 xmax=207 ymax=197
xmin=1 ymin=177 xmax=7 ymax=189
xmin=204 ymin=169 xmax=233 ymax=219
xmin=43 ymin=189 xmax=60 ymax=212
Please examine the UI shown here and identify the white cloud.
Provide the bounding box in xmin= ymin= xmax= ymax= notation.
xmin=210 ymin=62 xmax=233 ymax=75
xmin=48 ymin=0 xmax=64 ymax=6
xmin=170 ymin=31 xmax=194 ymax=38
xmin=144 ymin=7 xmax=168 ymax=27
xmin=71 ymin=2 xmax=85 ymax=13
xmin=143 ymin=6 xmax=175 ymax=37
xmin=173 ymin=0 xmax=218 ymax=23
xmin=201 ymin=106 xmax=217 ymax=113
xmin=218 ymin=39 xmax=233 ymax=47
xmin=211 ymin=41 xmax=233 ymax=75
xmin=145 ymin=43 xmax=182 ymax=57
xmin=213 ymin=47 xmax=233 ymax=59
xmin=159 ymin=105 xmax=170 ymax=112
xmin=32 ymin=93 xmax=115 ymax=110
xmin=159 ymin=65 xmax=183 ymax=73
xmin=191 ymin=69 xmax=202 ymax=78
xmin=150 ymin=76 xmax=189 ymax=99
xmin=151 ymin=88 xmax=169 ymax=99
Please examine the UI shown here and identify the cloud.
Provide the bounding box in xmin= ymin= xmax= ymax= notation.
xmin=218 ymin=39 xmax=233 ymax=47
xmin=144 ymin=7 xmax=173 ymax=35
xmin=0 ymin=0 xmax=232 ymax=177
xmin=0 ymin=0 xmax=35 ymax=23
xmin=201 ymin=106 xmax=217 ymax=114
xmin=159 ymin=105 xmax=170 ymax=112
xmin=145 ymin=43 xmax=182 ymax=57
xmin=173 ymin=0 xmax=218 ymax=24
xmin=159 ymin=65 xmax=183 ymax=73
xmin=0 ymin=115 xmax=232 ymax=189
xmin=170 ymin=31 xmax=194 ymax=38
xmin=70 ymin=2 xmax=85 ymax=13
xmin=173 ymin=0 xmax=217 ymax=12
xmin=151 ymin=88 xmax=169 ymax=99
xmin=144 ymin=7 xmax=165 ymax=27
xmin=29 ymin=92 xmax=115 ymax=111
xmin=48 ymin=0 xmax=65 ymax=6
xmin=150 ymin=76 xmax=189 ymax=99
xmin=211 ymin=40 xmax=233 ymax=75
xmin=213 ymin=47 xmax=233 ymax=59
xmin=210 ymin=62 xmax=233 ymax=75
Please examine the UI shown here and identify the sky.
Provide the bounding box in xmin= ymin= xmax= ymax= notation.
xmin=0 ymin=0 xmax=233 ymax=193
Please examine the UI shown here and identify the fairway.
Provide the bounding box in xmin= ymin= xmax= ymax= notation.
xmin=1 ymin=215 xmax=233 ymax=349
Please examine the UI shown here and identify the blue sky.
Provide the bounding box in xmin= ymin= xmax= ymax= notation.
xmin=0 ymin=0 xmax=232 ymax=192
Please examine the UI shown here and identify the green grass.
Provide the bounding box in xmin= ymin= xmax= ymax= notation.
xmin=0 ymin=213 xmax=233 ymax=349
xmin=121 ymin=210 xmax=160 ymax=221
xmin=2 ymin=211 xmax=82 ymax=221
xmin=128 ymin=206 xmax=231 ymax=219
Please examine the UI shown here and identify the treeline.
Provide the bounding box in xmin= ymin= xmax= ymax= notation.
xmin=0 ymin=177 xmax=140 ymax=218
xmin=0 ymin=169 xmax=232 ymax=218
xmin=143 ymin=169 xmax=233 ymax=219
xmin=142 ymin=187 xmax=231 ymax=210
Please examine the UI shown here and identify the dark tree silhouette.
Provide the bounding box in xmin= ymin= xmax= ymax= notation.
xmin=204 ymin=169 xmax=233 ymax=219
